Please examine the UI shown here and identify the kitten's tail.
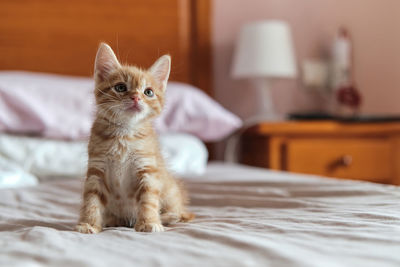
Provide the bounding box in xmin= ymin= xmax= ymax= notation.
xmin=160 ymin=212 xmax=195 ymax=225
xmin=180 ymin=212 xmax=195 ymax=222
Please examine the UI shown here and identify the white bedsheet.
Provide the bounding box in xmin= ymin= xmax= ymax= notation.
xmin=0 ymin=163 xmax=400 ymax=267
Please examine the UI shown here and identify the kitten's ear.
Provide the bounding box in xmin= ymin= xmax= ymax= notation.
xmin=149 ymin=55 xmax=171 ymax=89
xmin=94 ymin=43 xmax=121 ymax=82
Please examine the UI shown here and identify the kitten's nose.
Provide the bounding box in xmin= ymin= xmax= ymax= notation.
xmin=131 ymin=95 xmax=141 ymax=102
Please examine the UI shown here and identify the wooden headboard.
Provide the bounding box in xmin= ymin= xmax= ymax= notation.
xmin=0 ymin=0 xmax=212 ymax=96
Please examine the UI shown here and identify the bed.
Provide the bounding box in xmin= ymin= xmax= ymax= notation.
xmin=1 ymin=0 xmax=400 ymax=266
xmin=1 ymin=163 xmax=400 ymax=267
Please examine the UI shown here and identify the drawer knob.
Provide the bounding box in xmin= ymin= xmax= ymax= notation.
xmin=341 ymin=155 xmax=353 ymax=166
xmin=328 ymin=155 xmax=353 ymax=172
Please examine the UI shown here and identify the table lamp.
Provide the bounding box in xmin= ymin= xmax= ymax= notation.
xmin=231 ymin=20 xmax=297 ymax=120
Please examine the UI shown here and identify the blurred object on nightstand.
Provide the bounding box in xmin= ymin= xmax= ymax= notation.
xmin=239 ymin=120 xmax=400 ymax=185
xmin=302 ymin=59 xmax=330 ymax=89
xmin=336 ymin=84 xmax=361 ymax=115
xmin=331 ymin=28 xmax=362 ymax=116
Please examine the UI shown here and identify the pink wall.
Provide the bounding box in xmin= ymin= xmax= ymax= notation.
xmin=213 ymin=0 xmax=400 ymax=118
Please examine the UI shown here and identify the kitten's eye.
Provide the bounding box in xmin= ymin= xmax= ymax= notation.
xmin=114 ymin=83 xmax=127 ymax=92
xmin=144 ymin=88 xmax=154 ymax=97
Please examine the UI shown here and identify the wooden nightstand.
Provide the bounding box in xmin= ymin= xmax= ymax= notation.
xmin=239 ymin=121 xmax=400 ymax=185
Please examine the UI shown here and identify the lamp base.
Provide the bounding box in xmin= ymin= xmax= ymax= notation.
xmin=253 ymin=79 xmax=279 ymax=120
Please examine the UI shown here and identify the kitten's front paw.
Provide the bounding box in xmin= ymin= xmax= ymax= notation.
xmin=75 ymin=222 xmax=101 ymax=234
xmin=135 ymin=221 xmax=164 ymax=232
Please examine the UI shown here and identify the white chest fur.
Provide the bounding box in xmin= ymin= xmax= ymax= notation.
xmin=102 ymin=136 xmax=155 ymax=221
xmin=103 ymin=138 xmax=137 ymax=217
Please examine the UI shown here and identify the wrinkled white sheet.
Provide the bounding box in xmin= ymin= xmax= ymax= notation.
xmin=0 ymin=163 xmax=400 ymax=267
xmin=0 ymin=133 xmax=207 ymax=184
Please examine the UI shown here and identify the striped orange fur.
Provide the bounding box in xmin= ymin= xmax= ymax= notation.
xmin=75 ymin=43 xmax=194 ymax=234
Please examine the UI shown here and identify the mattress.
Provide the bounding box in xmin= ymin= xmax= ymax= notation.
xmin=1 ymin=163 xmax=400 ymax=267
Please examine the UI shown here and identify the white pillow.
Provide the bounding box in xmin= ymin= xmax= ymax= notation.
xmin=0 ymin=133 xmax=208 ymax=180
xmin=0 ymin=157 xmax=38 ymax=188
xmin=0 ymin=134 xmax=87 ymax=179
xmin=159 ymin=133 xmax=208 ymax=176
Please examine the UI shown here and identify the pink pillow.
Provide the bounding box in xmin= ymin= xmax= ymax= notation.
xmin=155 ymin=82 xmax=242 ymax=141
xmin=0 ymin=71 xmax=242 ymax=141
xmin=0 ymin=71 xmax=94 ymax=140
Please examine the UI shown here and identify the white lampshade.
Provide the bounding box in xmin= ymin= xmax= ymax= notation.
xmin=231 ymin=20 xmax=297 ymax=79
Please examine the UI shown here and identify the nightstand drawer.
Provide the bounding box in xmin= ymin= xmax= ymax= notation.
xmin=285 ymin=138 xmax=392 ymax=182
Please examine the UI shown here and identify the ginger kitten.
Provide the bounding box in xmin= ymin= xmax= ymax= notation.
xmin=76 ymin=43 xmax=194 ymax=233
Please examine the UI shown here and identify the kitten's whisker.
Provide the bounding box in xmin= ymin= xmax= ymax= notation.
xmin=96 ymin=87 xmax=120 ymax=101
xmin=97 ymin=104 xmax=121 ymax=124
xmin=98 ymin=103 xmax=124 ymax=129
